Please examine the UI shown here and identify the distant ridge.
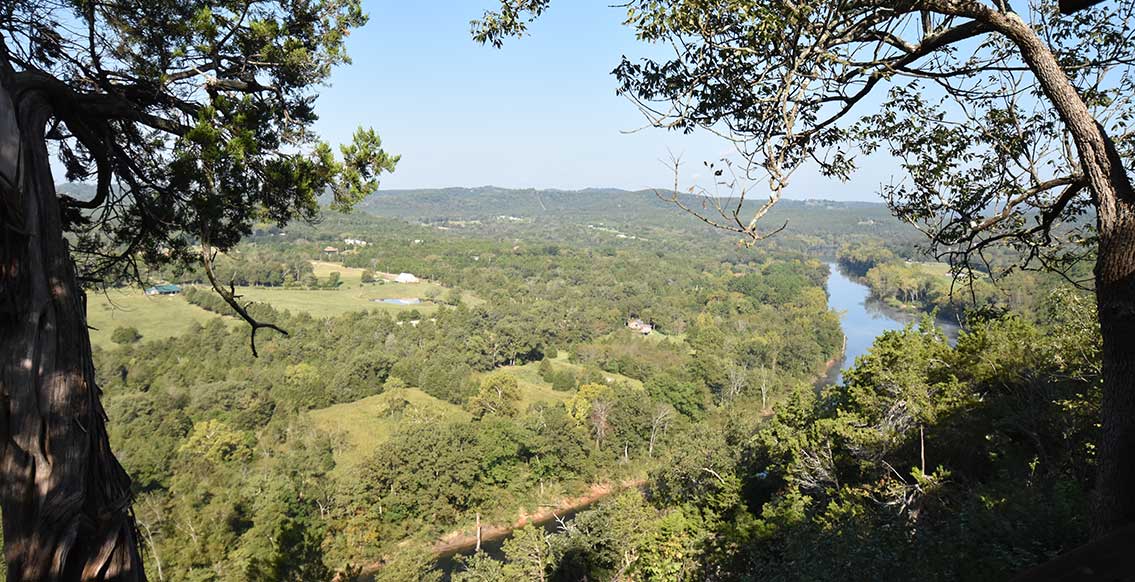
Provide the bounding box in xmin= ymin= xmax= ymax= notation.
xmin=360 ymin=186 xmax=889 ymax=221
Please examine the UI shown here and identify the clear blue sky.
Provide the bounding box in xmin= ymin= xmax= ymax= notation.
xmin=312 ymin=0 xmax=892 ymax=200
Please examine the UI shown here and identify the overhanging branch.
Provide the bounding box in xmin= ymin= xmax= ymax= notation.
xmin=199 ymin=235 xmax=288 ymax=357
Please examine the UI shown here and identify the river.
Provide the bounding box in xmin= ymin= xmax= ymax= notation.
xmin=824 ymin=262 xmax=960 ymax=385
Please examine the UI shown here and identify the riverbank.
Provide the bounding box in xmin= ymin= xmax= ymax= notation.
xmin=358 ymin=478 xmax=645 ymax=577
xmin=816 ymin=333 xmax=848 ymax=389
xmin=433 ymin=478 xmax=646 ymax=555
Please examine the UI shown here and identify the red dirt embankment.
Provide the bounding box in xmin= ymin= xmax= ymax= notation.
xmin=357 ymin=478 xmax=645 ymax=576
xmin=432 ymin=478 xmax=646 ymax=554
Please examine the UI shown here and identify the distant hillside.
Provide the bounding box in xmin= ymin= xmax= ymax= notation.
xmin=56 ymin=181 xmax=925 ymax=255
xmin=356 ymin=186 xmax=921 ymax=254
xmin=56 ymin=182 xmax=97 ymax=199
xmin=360 ymin=186 xmax=888 ymax=221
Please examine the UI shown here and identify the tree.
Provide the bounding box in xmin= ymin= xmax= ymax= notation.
xmin=0 ymin=0 xmax=395 ymax=576
xmin=551 ymin=370 xmax=577 ymax=392
xmin=443 ymin=288 xmax=464 ymax=306
xmin=645 ymin=373 xmax=706 ymax=420
xmin=538 ymin=358 xmax=554 ymax=381
xmin=332 ymin=352 xmax=394 ymax=403
xmin=589 ymin=400 xmax=612 ymax=451
xmin=453 ymin=553 xmax=505 ymax=582
xmin=475 ymin=0 xmax=1135 ymax=535
xmin=111 ymin=326 xmax=143 ymax=345
xmin=468 ymin=372 xmax=522 ymax=419
xmin=374 ymin=547 xmax=442 ymax=582
xmin=501 ymin=525 xmax=549 ymax=581
xmin=648 ymin=404 xmax=674 ymax=458
xmin=724 ymin=365 xmax=747 ymax=404
xmin=566 ymin=383 xmax=613 ymax=425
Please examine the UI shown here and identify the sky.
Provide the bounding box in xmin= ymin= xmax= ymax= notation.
xmin=312 ymin=1 xmax=894 ymax=201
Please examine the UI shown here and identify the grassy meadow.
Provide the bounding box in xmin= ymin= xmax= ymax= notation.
xmin=309 ymin=388 xmax=470 ymax=474
xmin=308 ymin=353 xmax=646 ymax=474
xmin=87 ymin=288 xmax=221 ymax=349
xmin=88 ymin=260 xmax=478 ymax=348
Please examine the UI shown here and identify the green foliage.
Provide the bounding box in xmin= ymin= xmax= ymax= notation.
xmin=92 ymin=208 xmax=885 ymax=577
xmin=468 ymin=372 xmax=523 ymax=419
xmin=159 ymin=248 xmax=315 ymax=288
xmin=837 ymin=241 xmax=896 ymax=277
xmin=728 ymin=310 xmax=1097 ymax=580
xmin=500 ymin=525 xmax=549 ymax=580
xmin=645 ymin=373 xmax=706 ymax=420
xmin=106 ymin=391 xmax=192 ymax=490
xmin=332 ymin=352 xmax=394 ymax=403
xmin=550 ymin=370 xmax=577 ymax=392
xmin=374 ymin=546 xmax=442 ymax=582
xmin=183 ymin=286 xmax=281 ymax=322
xmin=537 ymin=358 xmax=553 ymax=381
xmin=111 ymin=326 xmax=143 ymax=345
xmin=180 ymin=419 xmax=255 ymax=465
xmin=24 ymin=0 xmax=398 ymax=286
xmin=453 ymin=552 xmax=505 ymax=581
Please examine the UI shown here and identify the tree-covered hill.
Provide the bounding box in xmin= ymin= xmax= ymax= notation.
xmin=352 ymin=186 xmax=924 ymax=256
xmin=62 ymin=181 xmax=929 ymax=258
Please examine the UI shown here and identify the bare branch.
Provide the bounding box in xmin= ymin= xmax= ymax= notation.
xmin=199 ymin=235 xmax=287 ymax=357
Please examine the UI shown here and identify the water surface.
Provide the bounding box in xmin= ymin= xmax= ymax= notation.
xmin=824 ymin=263 xmax=960 ymax=385
xmin=375 ymin=298 xmax=421 ymax=305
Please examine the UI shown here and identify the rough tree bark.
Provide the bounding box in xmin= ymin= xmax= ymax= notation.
xmin=0 ymin=80 xmax=145 ymax=578
xmin=1092 ymin=145 xmax=1135 ymax=535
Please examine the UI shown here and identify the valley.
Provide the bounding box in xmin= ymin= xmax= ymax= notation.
xmin=85 ymin=189 xmax=1095 ymax=581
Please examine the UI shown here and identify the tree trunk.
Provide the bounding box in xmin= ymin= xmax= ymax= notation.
xmin=0 ymin=85 xmax=145 ymax=579
xmin=988 ymin=7 xmax=1135 ymax=536
xmin=1093 ymin=153 xmax=1135 ymax=535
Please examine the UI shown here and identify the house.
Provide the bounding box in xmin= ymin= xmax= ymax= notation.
xmin=395 ymin=272 xmax=420 ymax=283
xmin=145 ymin=284 xmax=181 ymax=296
xmin=343 ymin=238 xmax=368 ymax=247
xmin=322 ymin=246 xmax=340 ymax=254
xmin=627 ymin=318 xmax=654 ymax=335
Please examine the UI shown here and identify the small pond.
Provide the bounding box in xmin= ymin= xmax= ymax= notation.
xmin=375 ymin=298 xmax=421 ymax=305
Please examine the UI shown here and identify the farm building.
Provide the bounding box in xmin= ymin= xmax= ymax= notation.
xmin=627 ymin=318 xmax=653 ymax=335
xmin=145 ymin=284 xmax=182 ymax=296
xmin=395 ymin=272 xmax=420 ymax=283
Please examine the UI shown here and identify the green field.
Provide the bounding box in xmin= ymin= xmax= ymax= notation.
xmin=87 ymin=289 xmax=221 ymax=350
xmin=488 ymin=354 xmax=644 ymax=401
xmin=310 ymin=260 xmax=484 ymax=306
xmin=87 ymin=260 xmax=482 ymax=349
xmin=308 ymin=355 xmax=638 ymax=473
xmin=86 ymin=283 xmax=435 ymax=349
xmin=230 ymin=284 xmax=443 ymax=318
xmin=309 ymin=388 xmax=470 ymax=473
xmin=478 ymin=360 xmax=573 ymax=411
xmin=310 ymin=260 xmax=368 ymax=286
xmin=910 ymin=261 xmax=953 ymax=278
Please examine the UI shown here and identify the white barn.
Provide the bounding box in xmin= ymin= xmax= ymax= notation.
xmin=395 ymin=272 xmax=420 ymax=283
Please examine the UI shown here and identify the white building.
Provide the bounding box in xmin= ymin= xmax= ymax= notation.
xmin=395 ymin=272 xmax=420 ymax=283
